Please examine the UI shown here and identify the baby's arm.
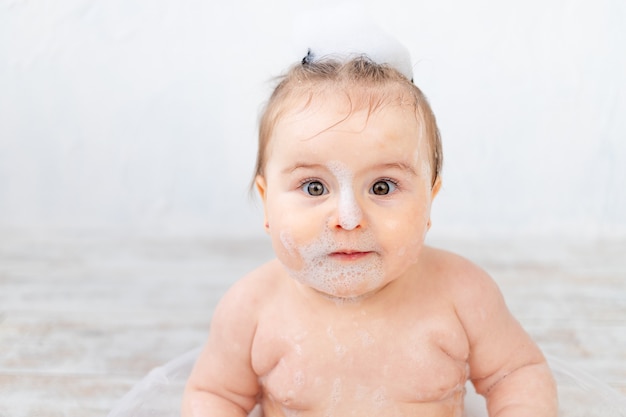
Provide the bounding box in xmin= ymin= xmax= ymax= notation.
xmin=181 ymin=277 xmax=261 ymax=417
xmin=451 ymin=256 xmax=558 ymax=417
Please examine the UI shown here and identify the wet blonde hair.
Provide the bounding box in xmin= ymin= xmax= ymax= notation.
xmin=254 ymin=56 xmax=443 ymax=188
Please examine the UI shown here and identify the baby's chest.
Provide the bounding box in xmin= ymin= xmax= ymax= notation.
xmin=254 ymin=319 xmax=469 ymax=409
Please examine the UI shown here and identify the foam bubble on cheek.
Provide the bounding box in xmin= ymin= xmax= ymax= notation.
xmin=327 ymin=161 xmax=362 ymax=230
xmin=279 ymin=230 xmax=299 ymax=258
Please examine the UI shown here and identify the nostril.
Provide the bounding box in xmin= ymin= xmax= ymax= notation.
xmin=338 ymin=211 xmax=362 ymax=230
xmin=336 ymin=198 xmax=362 ymax=230
xmin=335 ymin=222 xmax=361 ymax=230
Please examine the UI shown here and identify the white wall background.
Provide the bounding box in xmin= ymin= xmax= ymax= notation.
xmin=1 ymin=0 xmax=625 ymax=240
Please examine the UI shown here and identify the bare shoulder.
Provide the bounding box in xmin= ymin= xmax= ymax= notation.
xmin=183 ymin=263 xmax=287 ymax=415
xmin=421 ymin=244 xmax=522 ymax=341
xmin=419 ymin=245 xmax=505 ymax=311
xmin=421 ymin=245 xmax=493 ymax=285
xmin=214 ymin=258 xmax=285 ymax=320
xmin=186 ymin=259 xmax=285 ymax=390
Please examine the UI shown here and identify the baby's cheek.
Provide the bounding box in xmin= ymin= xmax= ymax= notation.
xmin=397 ymin=239 xmax=424 ymax=264
xmin=379 ymin=217 xmax=402 ymax=232
xmin=270 ymin=230 xmax=303 ymax=271
xmin=381 ymin=214 xmax=426 ymax=237
xmin=273 ymin=225 xmax=321 ymax=272
xmin=384 ymin=221 xmax=426 ymax=263
xmin=278 ymin=230 xmax=298 ymax=257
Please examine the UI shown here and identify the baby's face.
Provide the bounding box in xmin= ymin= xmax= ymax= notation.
xmin=256 ymin=93 xmax=438 ymax=300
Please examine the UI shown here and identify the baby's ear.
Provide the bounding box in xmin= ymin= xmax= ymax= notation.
xmin=255 ymin=176 xmax=270 ymax=233
xmin=255 ymin=175 xmax=268 ymax=202
xmin=431 ymin=176 xmax=442 ymax=200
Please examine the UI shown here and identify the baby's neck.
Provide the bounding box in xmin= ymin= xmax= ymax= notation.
xmin=290 ymin=275 xmax=406 ymax=312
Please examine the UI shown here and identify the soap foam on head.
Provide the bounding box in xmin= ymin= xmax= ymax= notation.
xmin=292 ymin=2 xmax=414 ymax=81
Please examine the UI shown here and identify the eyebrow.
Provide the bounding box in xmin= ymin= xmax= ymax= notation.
xmin=282 ymin=163 xmax=327 ymax=174
xmin=282 ymin=162 xmax=418 ymax=176
xmin=371 ymin=162 xmax=419 ymax=176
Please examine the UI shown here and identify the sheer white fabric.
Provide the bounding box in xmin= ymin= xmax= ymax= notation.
xmin=107 ymin=348 xmax=626 ymax=417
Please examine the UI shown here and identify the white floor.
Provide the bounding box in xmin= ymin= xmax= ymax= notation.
xmin=1 ymin=234 xmax=625 ymax=416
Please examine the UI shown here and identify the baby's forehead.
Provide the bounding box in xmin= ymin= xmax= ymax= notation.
xmin=290 ymin=81 xmax=417 ymax=110
xmin=270 ymin=87 xmax=428 ymax=157
xmin=276 ymin=84 xmax=421 ymax=129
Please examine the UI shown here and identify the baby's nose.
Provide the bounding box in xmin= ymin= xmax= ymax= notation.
xmin=334 ymin=190 xmax=363 ymax=230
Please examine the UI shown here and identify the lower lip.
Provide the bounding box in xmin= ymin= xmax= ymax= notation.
xmin=329 ymin=252 xmax=373 ymax=261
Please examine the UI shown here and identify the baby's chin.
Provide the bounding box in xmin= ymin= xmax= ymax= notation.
xmin=292 ymin=274 xmax=389 ymax=304
xmin=317 ymin=286 xmax=387 ymax=304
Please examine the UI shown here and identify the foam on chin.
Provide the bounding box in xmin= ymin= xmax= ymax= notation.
xmin=280 ymin=226 xmax=384 ymax=300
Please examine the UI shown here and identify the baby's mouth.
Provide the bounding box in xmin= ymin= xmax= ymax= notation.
xmin=328 ymin=250 xmax=374 ymax=261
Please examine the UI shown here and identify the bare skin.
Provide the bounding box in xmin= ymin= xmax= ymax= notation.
xmin=182 ymin=91 xmax=557 ymax=417
xmin=183 ymin=249 xmax=556 ymax=417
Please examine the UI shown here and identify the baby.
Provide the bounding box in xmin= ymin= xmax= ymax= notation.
xmin=182 ymin=30 xmax=558 ymax=417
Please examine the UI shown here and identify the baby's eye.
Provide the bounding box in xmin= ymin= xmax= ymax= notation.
xmin=370 ymin=180 xmax=397 ymax=196
xmin=302 ymin=180 xmax=327 ymax=196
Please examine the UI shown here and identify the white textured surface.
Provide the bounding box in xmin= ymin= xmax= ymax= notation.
xmin=1 ymin=0 xmax=625 ymax=239
xmin=0 ymin=235 xmax=625 ymax=416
